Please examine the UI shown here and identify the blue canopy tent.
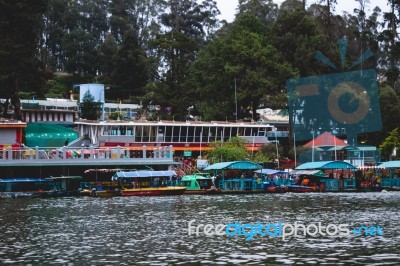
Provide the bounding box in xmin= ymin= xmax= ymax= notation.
xmin=295 ymin=161 xmax=357 ymax=191
xmin=204 ymin=161 xmax=262 ymax=176
xmin=204 ymin=161 xmax=262 ymax=187
xmin=295 ymin=161 xmax=357 ymax=170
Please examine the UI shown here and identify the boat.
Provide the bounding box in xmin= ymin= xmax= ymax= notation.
xmin=180 ymin=173 xmax=221 ymax=194
xmin=0 ymin=177 xmax=56 ymax=198
xmin=112 ymin=170 xmax=186 ymax=196
xmin=79 ymin=179 xmax=121 ymax=197
xmin=286 ymin=184 xmax=312 ymax=193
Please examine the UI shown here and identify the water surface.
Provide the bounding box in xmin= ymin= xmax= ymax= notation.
xmin=1 ymin=192 xmax=399 ymax=265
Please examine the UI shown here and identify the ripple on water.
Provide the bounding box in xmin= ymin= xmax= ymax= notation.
xmin=0 ymin=193 xmax=400 ymax=264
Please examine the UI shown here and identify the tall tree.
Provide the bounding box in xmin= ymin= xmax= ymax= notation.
xmin=237 ymin=0 xmax=279 ymax=24
xmin=0 ymin=0 xmax=48 ymax=119
xmin=149 ymin=0 xmax=220 ymax=117
xmin=189 ymin=13 xmax=297 ymax=121
xmin=379 ymin=0 xmax=400 ymax=89
xmin=111 ymin=29 xmax=149 ymax=100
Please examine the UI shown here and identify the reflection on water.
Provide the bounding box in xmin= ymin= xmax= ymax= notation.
xmin=1 ymin=192 xmax=400 ymax=265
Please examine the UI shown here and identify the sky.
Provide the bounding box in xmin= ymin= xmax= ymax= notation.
xmin=215 ymin=0 xmax=390 ymax=23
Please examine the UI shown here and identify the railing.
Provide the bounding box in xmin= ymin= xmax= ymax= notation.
xmin=0 ymin=145 xmax=174 ymax=161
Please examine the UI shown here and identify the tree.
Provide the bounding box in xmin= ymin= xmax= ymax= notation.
xmin=189 ymin=13 xmax=297 ymax=121
xmin=0 ymin=0 xmax=48 ymax=119
xmin=379 ymin=128 xmax=400 ymax=161
xmin=379 ymin=0 xmax=400 ymax=89
xmin=149 ymin=0 xmax=220 ymax=118
xmin=237 ymin=0 xmax=279 ymax=24
xmin=110 ymin=29 xmax=149 ymax=100
xmin=79 ymin=90 xmax=101 ymax=120
xmin=205 ymin=137 xmax=250 ymax=163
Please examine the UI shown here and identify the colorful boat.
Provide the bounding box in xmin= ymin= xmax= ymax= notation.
xmin=113 ymin=170 xmax=186 ymax=196
xmin=180 ymin=173 xmax=221 ymax=194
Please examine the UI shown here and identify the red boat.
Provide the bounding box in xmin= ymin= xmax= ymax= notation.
xmin=287 ymin=185 xmax=312 ymax=193
xmin=121 ymin=186 xmax=186 ymax=196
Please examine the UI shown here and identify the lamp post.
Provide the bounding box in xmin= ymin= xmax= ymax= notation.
xmin=332 ymin=129 xmax=337 ymax=161
xmin=275 ymin=131 xmax=279 ymax=168
xmin=293 ymin=132 xmax=297 ymax=167
xmin=311 ymin=130 xmax=315 ymax=162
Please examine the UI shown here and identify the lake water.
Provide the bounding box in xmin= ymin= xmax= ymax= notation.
xmin=1 ymin=192 xmax=400 ymax=265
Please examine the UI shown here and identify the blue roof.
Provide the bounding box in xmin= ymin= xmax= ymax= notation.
xmin=112 ymin=170 xmax=177 ymax=180
xmin=254 ymin=169 xmax=288 ymax=175
xmin=379 ymin=161 xmax=400 ymax=168
xmin=204 ymin=161 xmax=262 ymax=171
xmin=295 ymin=161 xmax=357 ymax=170
xmin=0 ymin=178 xmax=49 ymax=183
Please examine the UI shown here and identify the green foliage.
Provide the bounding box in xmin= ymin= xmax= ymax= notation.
xmin=379 ymin=128 xmax=400 ymax=161
xmin=205 ymin=137 xmax=250 ymax=163
xmin=110 ymin=29 xmax=149 ymax=100
xmin=108 ymin=111 xmax=125 ymax=120
xmin=0 ymin=0 xmax=47 ymax=119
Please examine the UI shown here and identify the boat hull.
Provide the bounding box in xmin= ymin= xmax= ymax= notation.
xmin=184 ymin=189 xmax=221 ymax=195
xmin=287 ymin=185 xmax=312 ymax=193
xmin=121 ymin=186 xmax=186 ymax=196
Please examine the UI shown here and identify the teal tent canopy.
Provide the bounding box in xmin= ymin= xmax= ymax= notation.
xmin=295 ymin=161 xmax=356 ymax=170
xmin=204 ymin=161 xmax=262 ymax=170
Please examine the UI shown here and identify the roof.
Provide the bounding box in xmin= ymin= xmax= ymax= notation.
xmin=181 ymin=174 xmax=211 ymax=181
xmin=303 ymin=131 xmax=347 ymax=147
xmin=378 ymin=161 xmax=400 ymax=168
xmin=295 ymin=161 xmax=357 ymax=170
xmin=46 ymin=176 xmax=82 ymax=180
xmin=290 ymin=170 xmax=327 ymax=177
xmin=204 ymin=161 xmax=262 ymax=170
xmin=0 ymin=178 xmax=49 ymax=183
xmin=112 ymin=170 xmax=177 ymax=180
xmin=254 ymin=169 xmax=288 ymax=175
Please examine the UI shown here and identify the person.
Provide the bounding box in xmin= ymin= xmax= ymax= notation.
xmin=65 ymin=138 xmax=69 ymax=146
xmin=215 ymin=174 xmax=221 ymax=189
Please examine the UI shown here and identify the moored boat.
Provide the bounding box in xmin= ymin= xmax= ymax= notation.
xmin=113 ymin=170 xmax=186 ymax=196
xmin=181 ymin=173 xmax=221 ymax=194
xmin=0 ymin=177 xmax=57 ymax=198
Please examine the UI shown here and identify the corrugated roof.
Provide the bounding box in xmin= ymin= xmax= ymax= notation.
xmin=295 ymin=161 xmax=357 ymax=170
xmin=254 ymin=169 xmax=288 ymax=175
xmin=113 ymin=170 xmax=176 ymax=179
xmin=204 ymin=161 xmax=262 ymax=170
